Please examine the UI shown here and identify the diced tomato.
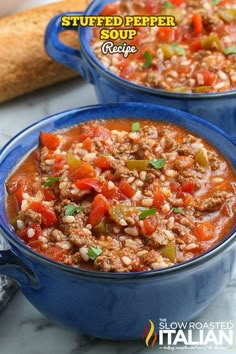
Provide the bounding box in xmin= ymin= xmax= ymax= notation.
xmin=15 ymin=179 xmax=32 ymax=207
xmin=88 ymin=194 xmax=110 ymax=227
xmin=53 ymin=161 xmax=65 ymax=173
xmin=100 ymin=3 xmax=118 ymax=16
xmin=175 ymin=156 xmax=194 ymax=170
xmin=19 ymin=224 xmax=42 ymax=242
xmin=194 ymin=221 xmax=215 ymax=241
xmin=52 ymin=155 xmax=65 ymax=172
xmin=170 ymin=182 xmax=180 ymax=193
xmin=219 ymin=0 xmax=230 ymax=6
xmin=87 ymin=205 xmax=106 ymax=227
xmin=75 ymin=178 xmax=101 ymax=192
xmin=192 ymin=13 xmax=203 ymax=34
xmin=78 ymin=129 xmax=95 ymax=142
xmin=170 ymin=181 xmax=185 ymax=199
xmin=82 ymin=137 xmax=93 ymax=152
xmin=30 ymin=201 xmax=57 ymax=227
xmin=101 ymin=182 xmax=126 ymax=201
xmin=199 ymin=69 xmax=216 ymax=86
xmin=181 ymin=181 xmax=195 ymax=195
xmin=144 ymin=0 xmax=159 ymax=14
xmin=95 ymin=156 xmax=111 ymax=170
xmin=92 ymin=194 xmax=110 ymax=210
xmin=42 ymin=188 xmax=56 ymax=201
xmin=170 ymin=0 xmax=184 ymax=5
xmin=190 ymin=37 xmax=202 ymax=52
xmin=69 ymin=161 xmax=96 ymax=181
xmin=28 ymin=239 xmax=43 ymax=251
xmin=153 ymin=189 xmax=165 ymax=209
xmin=157 ymin=27 xmax=175 ymax=42
xmin=142 ymin=216 xmax=158 ymax=236
xmin=40 ymin=132 xmax=60 ymax=150
xmin=43 ymin=245 xmax=67 ymax=262
xmin=119 ymin=180 xmax=136 ymax=198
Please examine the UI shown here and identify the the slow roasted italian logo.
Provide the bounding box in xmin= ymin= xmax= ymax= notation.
xmin=143 ymin=320 xmax=158 ymax=348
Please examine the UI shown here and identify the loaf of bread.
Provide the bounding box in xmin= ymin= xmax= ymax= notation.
xmin=0 ymin=0 xmax=89 ymax=104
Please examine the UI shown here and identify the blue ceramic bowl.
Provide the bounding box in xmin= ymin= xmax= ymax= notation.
xmin=45 ymin=0 xmax=236 ymax=138
xmin=0 ymin=103 xmax=235 ymax=340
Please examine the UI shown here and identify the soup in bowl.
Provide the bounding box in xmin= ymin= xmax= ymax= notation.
xmin=45 ymin=0 xmax=236 ymax=136
xmin=6 ymin=117 xmax=236 ymax=272
xmin=0 ymin=103 xmax=235 ymax=339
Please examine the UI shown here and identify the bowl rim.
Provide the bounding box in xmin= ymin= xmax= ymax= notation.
xmin=79 ymin=0 xmax=236 ymax=99
xmin=0 ymin=103 xmax=235 ymax=280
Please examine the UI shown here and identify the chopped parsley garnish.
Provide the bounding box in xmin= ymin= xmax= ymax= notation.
xmin=150 ymin=158 xmax=166 ymax=170
xmin=117 ymin=42 xmax=125 ymax=46
xmin=88 ymin=246 xmax=103 ymax=260
xmin=173 ymin=207 xmax=185 ymax=215
xmin=171 ymin=43 xmax=185 ymax=56
xmin=223 ymin=46 xmax=236 ymax=55
xmin=65 ymin=204 xmax=83 ymax=216
xmin=211 ymin=0 xmax=221 ymax=5
xmin=162 ymin=1 xmax=174 ymax=8
xmin=143 ymin=51 xmax=153 ymax=69
xmin=132 ymin=122 xmax=140 ymax=132
xmin=44 ymin=177 xmax=60 ymax=187
xmin=139 ymin=208 xmax=157 ymax=220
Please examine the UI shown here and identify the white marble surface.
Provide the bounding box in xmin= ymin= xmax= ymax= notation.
xmin=0 ymin=1 xmax=235 ymax=353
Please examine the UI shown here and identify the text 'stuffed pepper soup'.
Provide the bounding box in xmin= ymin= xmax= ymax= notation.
xmin=6 ymin=120 xmax=236 ymax=272
xmin=92 ymin=0 xmax=236 ymax=93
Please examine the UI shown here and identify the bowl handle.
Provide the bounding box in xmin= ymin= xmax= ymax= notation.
xmin=45 ymin=12 xmax=94 ymax=83
xmin=0 ymin=249 xmax=38 ymax=289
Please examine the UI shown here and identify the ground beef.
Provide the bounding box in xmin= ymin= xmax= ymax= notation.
xmin=202 ymin=13 xmax=223 ymax=33
xmin=94 ymin=248 xmax=138 ymax=272
xmin=24 ymin=209 xmax=42 ymax=225
xmin=146 ymin=229 xmax=169 ymax=248
xmin=57 ymin=208 xmax=90 ymax=236
xmin=68 ymin=228 xmax=95 ymax=248
xmin=192 ymin=191 xmax=233 ymax=212
xmin=178 ymin=145 xmax=194 ymax=156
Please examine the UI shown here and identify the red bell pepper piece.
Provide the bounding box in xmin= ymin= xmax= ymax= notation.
xmin=153 ymin=188 xmax=165 ymax=209
xmin=95 ymin=156 xmax=111 ymax=170
xmin=43 ymin=246 xmax=67 ymax=262
xmin=181 ymin=181 xmax=195 ymax=195
xmin=40 ymin=132 xmax=60 ymax=150
xmin=142 ymin=216 xmax=158 ymax=236
xmin=88 ymin=194 xmax=110 ymax=227
xmin=194 ymin=222 xmax=214 ymax=241
xmin=119 ymin=180 xmax=136 ymax=198
xmin=19 ymin=224 xmax=42 ymax=242
xmin=75 ymin=178 xmax=101 ymax=192
xmin=192 ymin=13 xmax=203 ymax=34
